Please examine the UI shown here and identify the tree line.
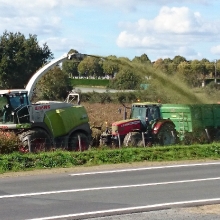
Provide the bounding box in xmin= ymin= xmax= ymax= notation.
xmin=63 ymin=50 xmax=220 ymax=89
xmin=0 ymin=31 xmax=219 ymax=102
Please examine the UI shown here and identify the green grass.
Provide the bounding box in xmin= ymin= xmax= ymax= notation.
xmin=0 ymin=144 xmax=220 ymax=173
xmin=70 ymin=79 xmax=109 ymax=87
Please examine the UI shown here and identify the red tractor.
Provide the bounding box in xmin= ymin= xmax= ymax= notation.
xmin=100 ymin=102 xmax=178 ymax=147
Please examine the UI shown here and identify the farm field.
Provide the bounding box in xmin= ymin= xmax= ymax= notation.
xmin=83 ymin=102 xmax=131 ymax=131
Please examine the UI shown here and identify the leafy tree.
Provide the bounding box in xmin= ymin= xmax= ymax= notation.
xmin=119 ymin=57 xmax=131 ymax=61
xmin=164 ymin=59 xmax=177 ymax=74
xmin=200 ymin=59 xmax=211 ymax=77
xmin=0 ymin=31 xmax=53 ymax=89
xmin=205 ymin=81 xmax=220 ymax=98
xmin=209 ymin=60 xmax=220 ymax=79
xmin=132 ymin=54 xmax=151 ymax=64
xmin=190 ymin=60 xmax=206 ymax=79
xmin=62 ymin=49 xmax=80 ymax=78
xmin=102 ymin=58 xmax=119 ymax=78
xmin=153 ymin=58 xmax=176 ymax=75
xmin=109 ymin=68 xmax=142 ymax=90
xmin=35 ymin=66 xmax=72 ymax=101
xmin=172 ymin=55 xmax=187 ymax=65
xmin=216 ymin=60 xmax=220 ymax=78
xmin=177 ymin=61 xmax=200 ymax=87
xmin=153 ymin=58 xmax=166 ymax=71
xmin=163 ymin=58 xmax=172 ymax=63
xmin=78 ymin=56 xmax=103 ymax=78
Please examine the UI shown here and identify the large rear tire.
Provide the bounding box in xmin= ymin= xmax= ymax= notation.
xmin=212 ymin=129 xmax=220 ymax=142
xmin=19 ymin=129 xmax=52 ymax=153
xmin=68 ymin=132 xmax=89 ymax=151
xmin=156 ymin=124 xmax=177 ymax=146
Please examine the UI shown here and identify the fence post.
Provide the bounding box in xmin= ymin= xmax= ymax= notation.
xmin=118 ymin=133 xmax=121 ymax=148
xmin=205 ymin=128 xmax=211 ymax=142
xmin=78 ymin=135 xmax=82 ymax=151
xmin=142 ymin=132 xmax=146 ymax=147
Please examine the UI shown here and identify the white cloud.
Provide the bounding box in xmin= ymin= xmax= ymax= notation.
xmin=0 ymin=0 xmax=135 ymax=14
xmin=211 ymin=45 xmax=220 ymax=55
xmin=42 ymin=37 xmax=94 ymax=56
xmin=0 ymin=0 xmax=219 ymax=60
xmin=117 ymin=6 xmax=220 ymax=59
xmin=0 ymin=0 xmax=216 ymax=16
xmin=153 ymin=7 xmax=202 ymax=34
xmin=176 ymin=46 xmax=199 ymax=58
xmin=0 ymin=16 xmax=61 ymax=36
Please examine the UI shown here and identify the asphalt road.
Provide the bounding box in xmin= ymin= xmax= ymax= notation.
xmin=74 ymin=87 xmax=134 ymax=93
xmin=0 ymin=161 xmax=220 ymax=220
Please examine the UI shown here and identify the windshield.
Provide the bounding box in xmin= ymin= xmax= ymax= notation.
xmin=131 ymin=105 xmax=160 ymax=122
xmin=0 ymin=93 xmax=29 ymax=124
xmin=131 ymin=107 xmax=147 ymax=120
xmin=9 ymin=94 xmax=28 ymax=110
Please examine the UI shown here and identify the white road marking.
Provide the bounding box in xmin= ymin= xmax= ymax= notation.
xmin=27 ymin=197 xmax=220 ymax=220
xmin=69 ymin=161 xmax=220 ymax=176
xmin=0 ymin=176 xmax=220 ymax=199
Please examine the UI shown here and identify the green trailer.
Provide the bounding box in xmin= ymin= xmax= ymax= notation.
xmin=100 ymin=102 xmax=220 ymax=147
xmin=160 ymin=104 xmax=220 ymax=143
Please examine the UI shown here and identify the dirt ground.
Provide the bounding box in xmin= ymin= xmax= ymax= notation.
xmin=184 ymin=204 xmax=220 ymax=215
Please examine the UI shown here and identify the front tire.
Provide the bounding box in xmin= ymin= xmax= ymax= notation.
xmin=68 ymin=132 xmax=89 ymax=151
xmin=123 ymin=132 xmax=142 ymax=147
xmin=19 ymin=129 xmax=52 ymax=153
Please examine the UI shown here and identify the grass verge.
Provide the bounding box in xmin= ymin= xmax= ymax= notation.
xmin=0 ymin=144 xmax=220 ymax=174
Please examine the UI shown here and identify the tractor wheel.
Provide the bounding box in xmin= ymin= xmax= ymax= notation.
xmin=196 ymin=130 xmax=210 ymax=144
xmin=182 ymin=132 xmax=194 ymax=145
xmin=183 ymin=130 xmax=209 ymax=145
xmin=123 ymin=132 xmax=142 ymax=147
xmin=213 ymin=129 xmax=220 ymax=142
xmin=156 ymin=124 xmax=177 ymax=146
xmin=68 ymin=132 xmax=89 ymax=151
xmin=19 ymin=129 xmax=52 ymax=153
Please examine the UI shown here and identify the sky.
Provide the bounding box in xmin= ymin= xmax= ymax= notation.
xmin=0 ymin=0 xmax=220 ymax=62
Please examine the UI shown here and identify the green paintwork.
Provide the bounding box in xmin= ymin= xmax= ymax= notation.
xmin=16 ymin=123 xmax=31 ymax=129
xmin=160 ymin=104 xmax=220 ymax=138
xmin=44 ymin=106 xmax=89 ymax=137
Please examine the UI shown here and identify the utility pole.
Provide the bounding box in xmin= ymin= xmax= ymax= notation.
xmin=215 ymin=59 xmax=217 ymax=83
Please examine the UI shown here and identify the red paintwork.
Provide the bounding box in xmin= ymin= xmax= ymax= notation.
xmin=112 ymin=119 xmax=141 ymax=136
xmin=35 ymin=105 xmax=51 ymax=110
xmin=152 ymin=119 xmax=174 ymax=134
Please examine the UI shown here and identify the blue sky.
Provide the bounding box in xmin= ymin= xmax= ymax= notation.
xmin=0 ymin=0 xmax=220 ymax=62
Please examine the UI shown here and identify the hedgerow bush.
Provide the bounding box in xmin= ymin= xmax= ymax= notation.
xmin=79 ymin=90 xmax=175 ymax=104
xmin=0 ymin=131 xmax=21 ymax=154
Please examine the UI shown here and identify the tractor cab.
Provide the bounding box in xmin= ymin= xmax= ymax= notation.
xmin=0 ymin=90 xmax=30 ymax=124
xmin=131 ymin=103 xmax=161 ymax=129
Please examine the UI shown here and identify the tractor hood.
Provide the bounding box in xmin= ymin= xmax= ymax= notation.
xmin=112 ymin=119 xmax=141 ymax=136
